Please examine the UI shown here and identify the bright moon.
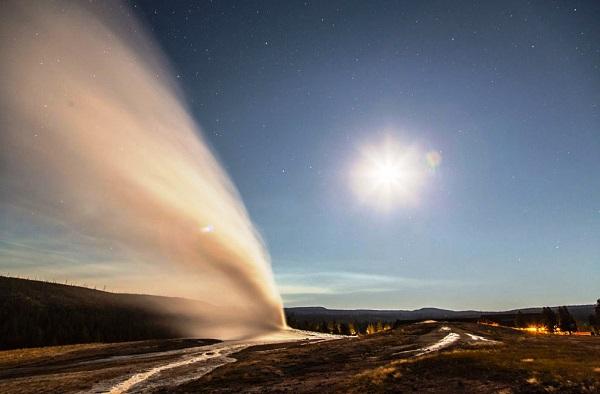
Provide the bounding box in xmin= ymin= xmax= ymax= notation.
xmin=352 ymin=138 xmax=427 ymax=209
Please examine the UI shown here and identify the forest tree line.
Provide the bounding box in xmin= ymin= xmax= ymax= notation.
xmin=287 ymin=300 xmax=600 ymax=336
xmin=0 ymin=276 xmax=181 ymax=350
xmin=0 ymin=298 xmax=180 ymax=350
xmin=512 ymin=301 xmax=600 ymax=334
xmin=512 ymin=306 xmax=578 ymax=333
xmin=285 ymin=311 xmax=406 ymax=335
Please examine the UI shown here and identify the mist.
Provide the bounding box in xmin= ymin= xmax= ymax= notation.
xmin=0 ymin=1 xmax=285 ymax=338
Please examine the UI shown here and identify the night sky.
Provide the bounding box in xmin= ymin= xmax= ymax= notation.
xmin=126 ymin=1 xmax=600 ymax=308
xmin=92 ymin=1 xmax=600 ymax=308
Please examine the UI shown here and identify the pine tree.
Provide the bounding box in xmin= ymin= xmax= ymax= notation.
xmin=541 ymin=307 xmax=557 ymax=332
xmin=332 ymin=320 xmax=341 ymax=335
xmin=320 ymin=321 xmax=329 ymax=333
xmin=589 ymin=299 xmax=600 ymax=335
xmin=515 ymin=311 xmax=525 ymax=328
xmin=558 ymin=306 xmax=577 ymax=334
xmin=348 ymin=322 xmax=356 ymax=335
xmin=339 ymin=322 xmax=350 ymax=336
xmin=589 ymin=314 xmax=598 ymax=336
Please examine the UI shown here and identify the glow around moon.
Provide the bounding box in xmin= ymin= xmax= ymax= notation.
xmin=351 ymin=138 xmax=438 ymax=209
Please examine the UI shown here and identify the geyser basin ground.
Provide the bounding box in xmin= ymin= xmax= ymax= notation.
xmin=1 ymin=322 xmax=598 ymax=393
xmin=0 ymin=329 xmax=341 ymax=393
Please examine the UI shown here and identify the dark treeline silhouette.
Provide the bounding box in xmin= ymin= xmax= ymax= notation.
xmin=0 ymin=276 xmax=193 ymax=350
xmin=481 ymin=301 xmax=600 ymax=334
xmin=525 ymin=306 xmax=578 ymax=333
xmin=289 ymin=302 xmax=599 ymax=336
xmin=285 ymin=311 xmax=397 ymax=335
xmin=485 ymin=306 xmax=577 ymax=333
xmin=285 ymin=312 xmax=486 ymax=335
xmin=488 ymin=305 xmax=593 ymax=334
xmin=531 ymin=306 xmax=578 ymax=333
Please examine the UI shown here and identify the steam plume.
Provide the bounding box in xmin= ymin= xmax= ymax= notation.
xmin=0 ymin=1 xmax=285 ymax=338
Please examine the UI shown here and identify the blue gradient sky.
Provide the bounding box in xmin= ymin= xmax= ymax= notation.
xmin=3 ymin=1 xmax=599 ymax=310
xmin=127 ymin=0 xmax=600 ymax=310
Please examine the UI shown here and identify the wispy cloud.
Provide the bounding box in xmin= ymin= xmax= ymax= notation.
xmin=275 ymin=270 xmax=456 ymax=298
xmin=277 ymin=284 xmax=333 ymax=295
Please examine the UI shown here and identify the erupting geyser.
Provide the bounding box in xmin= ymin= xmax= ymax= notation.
xmin=0 ymin=1 xmax=285 ymax=338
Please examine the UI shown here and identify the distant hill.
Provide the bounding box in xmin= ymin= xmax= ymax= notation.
xmin=284 ymin=304 xmax=595 ymax=325
xmin=0 ymin=276 xmax=209 ymax=350
xmin=284 ymin=306 xmax=481 ymax=321
xmin=1 ymin=276 xmax=595 ymax=350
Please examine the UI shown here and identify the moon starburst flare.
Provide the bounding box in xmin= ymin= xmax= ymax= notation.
xmin=351 ymin=138 xmax=433 ymax=210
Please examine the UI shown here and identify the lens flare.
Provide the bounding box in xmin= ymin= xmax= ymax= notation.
xmin=426 ymin=150 xmax=442 ymax=169
xmin=351 ymin=138 xmax=426 ymax=209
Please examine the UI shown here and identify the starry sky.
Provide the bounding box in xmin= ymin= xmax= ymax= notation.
xmin=125 ymin=0 xmax=600 ymax=310
xmin=66 ymin=1 xmax=600 ymax=310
